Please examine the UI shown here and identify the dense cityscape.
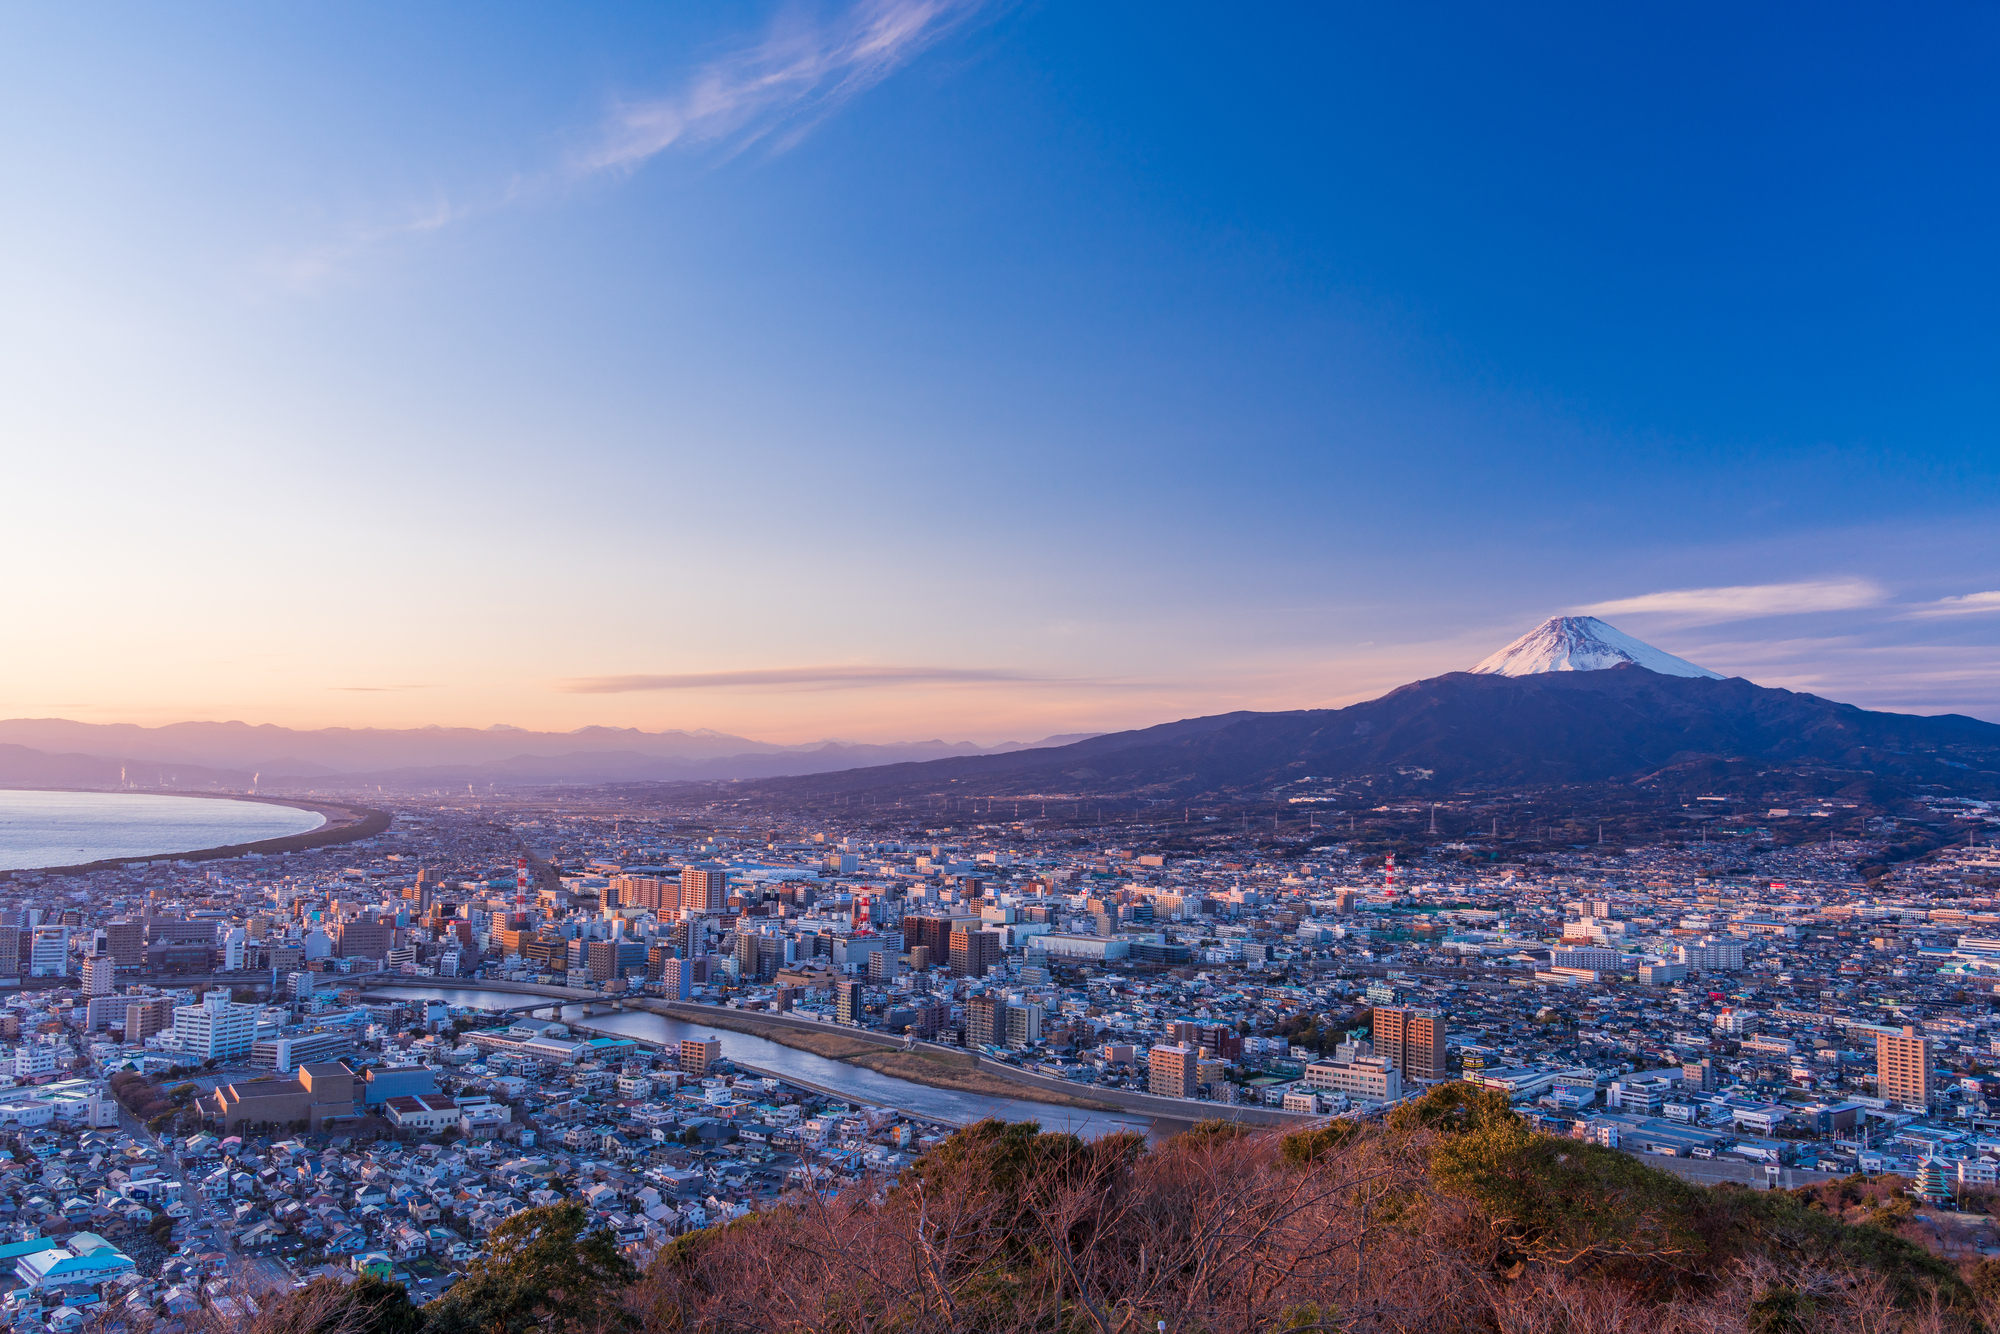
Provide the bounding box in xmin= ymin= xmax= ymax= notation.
xmin=0 ymin=778 xmax=1993 ymax=1322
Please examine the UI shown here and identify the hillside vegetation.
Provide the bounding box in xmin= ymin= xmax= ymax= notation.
xmin=232 ymin=1084 xmax=2000 ymax=1334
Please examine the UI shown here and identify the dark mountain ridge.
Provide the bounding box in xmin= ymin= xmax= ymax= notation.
xmin=724 ymin=666 xmax=2000 ymax=802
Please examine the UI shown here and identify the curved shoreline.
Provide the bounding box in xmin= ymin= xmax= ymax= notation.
xmin=0 ymin=787 xmax=390 ymax=878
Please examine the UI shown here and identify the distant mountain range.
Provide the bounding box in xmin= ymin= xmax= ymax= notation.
xmin=721 ymin=618 xmax=2000 ymax=803
xmin=0 ymin=719 xmax=1097 ymax=790
xmin=12 ymin=618 xmax=1999 ymax=803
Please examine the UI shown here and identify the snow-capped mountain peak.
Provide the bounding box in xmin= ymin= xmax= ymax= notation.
xmin=1470 ymin=616 xmax=1723 ymax=679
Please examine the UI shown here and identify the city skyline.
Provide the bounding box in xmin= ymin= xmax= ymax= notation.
xmin=4 ymin=3 xmax=1997 ymax=741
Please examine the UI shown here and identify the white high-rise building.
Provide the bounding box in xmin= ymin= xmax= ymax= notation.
xmin=28 ymin=927 xmax=70 ymax=978
xmin=173 ymin=992 xmax=257 ymax=1062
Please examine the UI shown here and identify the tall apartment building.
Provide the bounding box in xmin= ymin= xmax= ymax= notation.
xmin=680 ymin=866 xmax=729 ymax=914
xmin=679 ymin=1037 xmax=722 ymax=1075
xmin=910 ymin=998 xmax=950 ymax=1039
xmin=836 ymin=981 xmax=865 ymax=1026
xmin=1373 ymin=1006 xmax=1447 ymax=1084
xmin=1877 ymin=1025 xmax=1932 ymax=1110
xmin=902 ymin=915 xmax=956 ymax=961
xmin=0 ymin=927 xmax=20 ymax=977
xmin=125 ymin=997 xmax=177 ymax=1042
xmin=1149 ymin=1043 xmax=1197 ymax=1098
xmin=948 ymin=928 xmax=1001 ymax=979
xmin=1005 ymin=1002 xmax=1043 ymax=1050
xmin=174 ymin=992 xmax=257 ymax=1062
xmin=81 ymin=956 xmax=116 ymax=997
xmin=661 ymin=956 xmax=693 ymax=1001
xmin=966 ymin=994 xmax=1002 ymax=1048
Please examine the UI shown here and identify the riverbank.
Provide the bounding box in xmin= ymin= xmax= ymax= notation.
xmin=663 ymin=1007 xmax=1125 ymax=1114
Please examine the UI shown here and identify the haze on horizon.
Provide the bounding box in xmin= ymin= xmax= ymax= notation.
xmin=3 ymin=3 xmax=1997 ymax=745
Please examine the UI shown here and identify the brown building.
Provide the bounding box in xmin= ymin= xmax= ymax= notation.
xmin=948 ymin=928 xmax=1001 ymax=979
xmin=680 ymin=1037 xmax=722 ymax=1075
xmin=966 ymin=994 xmax=1002 ymax=1048
xmin=610 ymin=876 xmax=674 ymax=913
xmin=203 ymin=1060 xmax=358 ymax=1132
xmin=1373 ymin=1006 xmax=1447 ymax=1084
xmin=125 ymin=997 xmax=177 ymax=1042
xmin=774 ymin=962 xmax=837 ymax=994
xmin=105 ymin=921 xmax=145 ymax=968
xmin=903 ymin=915 xmax=955 ymax=961
xmin=680 ymin=866 xmax=729 ymax=914
xmin=1149 ymin=1043 xmax=1197 ymax=1098
xmin=335 ymin=920 xmax=395 ymax=962
xmin=1877 ymin=1025 xmax=1932 ymax=1109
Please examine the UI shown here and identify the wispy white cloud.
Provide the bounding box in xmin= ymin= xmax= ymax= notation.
xmin=259 ymin=195 xmax=467 ymax=292
xmin=1577 ymin=579 xmax=1885 ymax=623
xmin=578 ymin=0 xmax=982 ymax=173
xmin=266 ymin=0 xmax=976 ymax=289
xmin=563 ymin=665 xmax=1038 ymax=693
xmin=558 ymin=663 xmax=1177 ymax=694
xmin=1906 ymin=591 xmax=2000 ymax=619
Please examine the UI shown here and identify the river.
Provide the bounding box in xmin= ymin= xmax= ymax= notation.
xmin=366 ymin=986 xmax=1162 ymax=1141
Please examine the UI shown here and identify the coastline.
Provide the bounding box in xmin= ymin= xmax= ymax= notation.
xmin=651 ymin=1005 xmax=1126 ymax=1114
xmin=0 ymin=787 xmax=390 ymax=879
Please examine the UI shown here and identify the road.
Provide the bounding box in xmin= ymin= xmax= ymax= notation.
xmin=120 ymin=1101 xmax=240 ymax=1274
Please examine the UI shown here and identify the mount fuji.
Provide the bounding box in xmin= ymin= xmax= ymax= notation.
xmin=724 ymin=627 xmax=2000 ymax=804
xmin=1471 ymin=616 xmax=1723 ymax=679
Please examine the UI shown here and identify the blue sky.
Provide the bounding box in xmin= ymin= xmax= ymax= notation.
xmin=3 ymin=2 xmax=1997 ymax=738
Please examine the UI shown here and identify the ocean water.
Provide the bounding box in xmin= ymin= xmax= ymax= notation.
xmin=0 ymin=789 xmax=326 ymax=870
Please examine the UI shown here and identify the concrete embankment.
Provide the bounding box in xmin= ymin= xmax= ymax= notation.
xmin=639 ymin=999 xmax=1312 ymax=1129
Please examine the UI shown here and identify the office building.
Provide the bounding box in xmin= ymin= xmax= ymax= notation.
xmin=173 ymin=992 xmax=258 ymax=1062
xmin=251 ymin=1031 xmax=358 ymax=1073
xmin=1373 ymin=1006 xmax=1447 ymax=1083
xmin=1303 ymin=1057 xmax=1402 ymax=1103
xmin=1877 ymin=1025 xmax=1932 ymax=1110
xmin=335 ymin=920 xmax=394 ymax=962
xmin=29 ymin=927 xmax=70 ymax=978
xmin=105 ymin=921 xmax=144 ymax=969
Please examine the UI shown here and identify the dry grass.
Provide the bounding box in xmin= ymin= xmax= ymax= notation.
xmin=850 ymin=1051 xmax=1123 ymax=1111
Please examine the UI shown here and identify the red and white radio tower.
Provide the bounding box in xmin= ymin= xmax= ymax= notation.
xmin=1384 ymin=851 xmax=1396 ymax=890
xmin=515 ymin=855 xmax=531 ymax=923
